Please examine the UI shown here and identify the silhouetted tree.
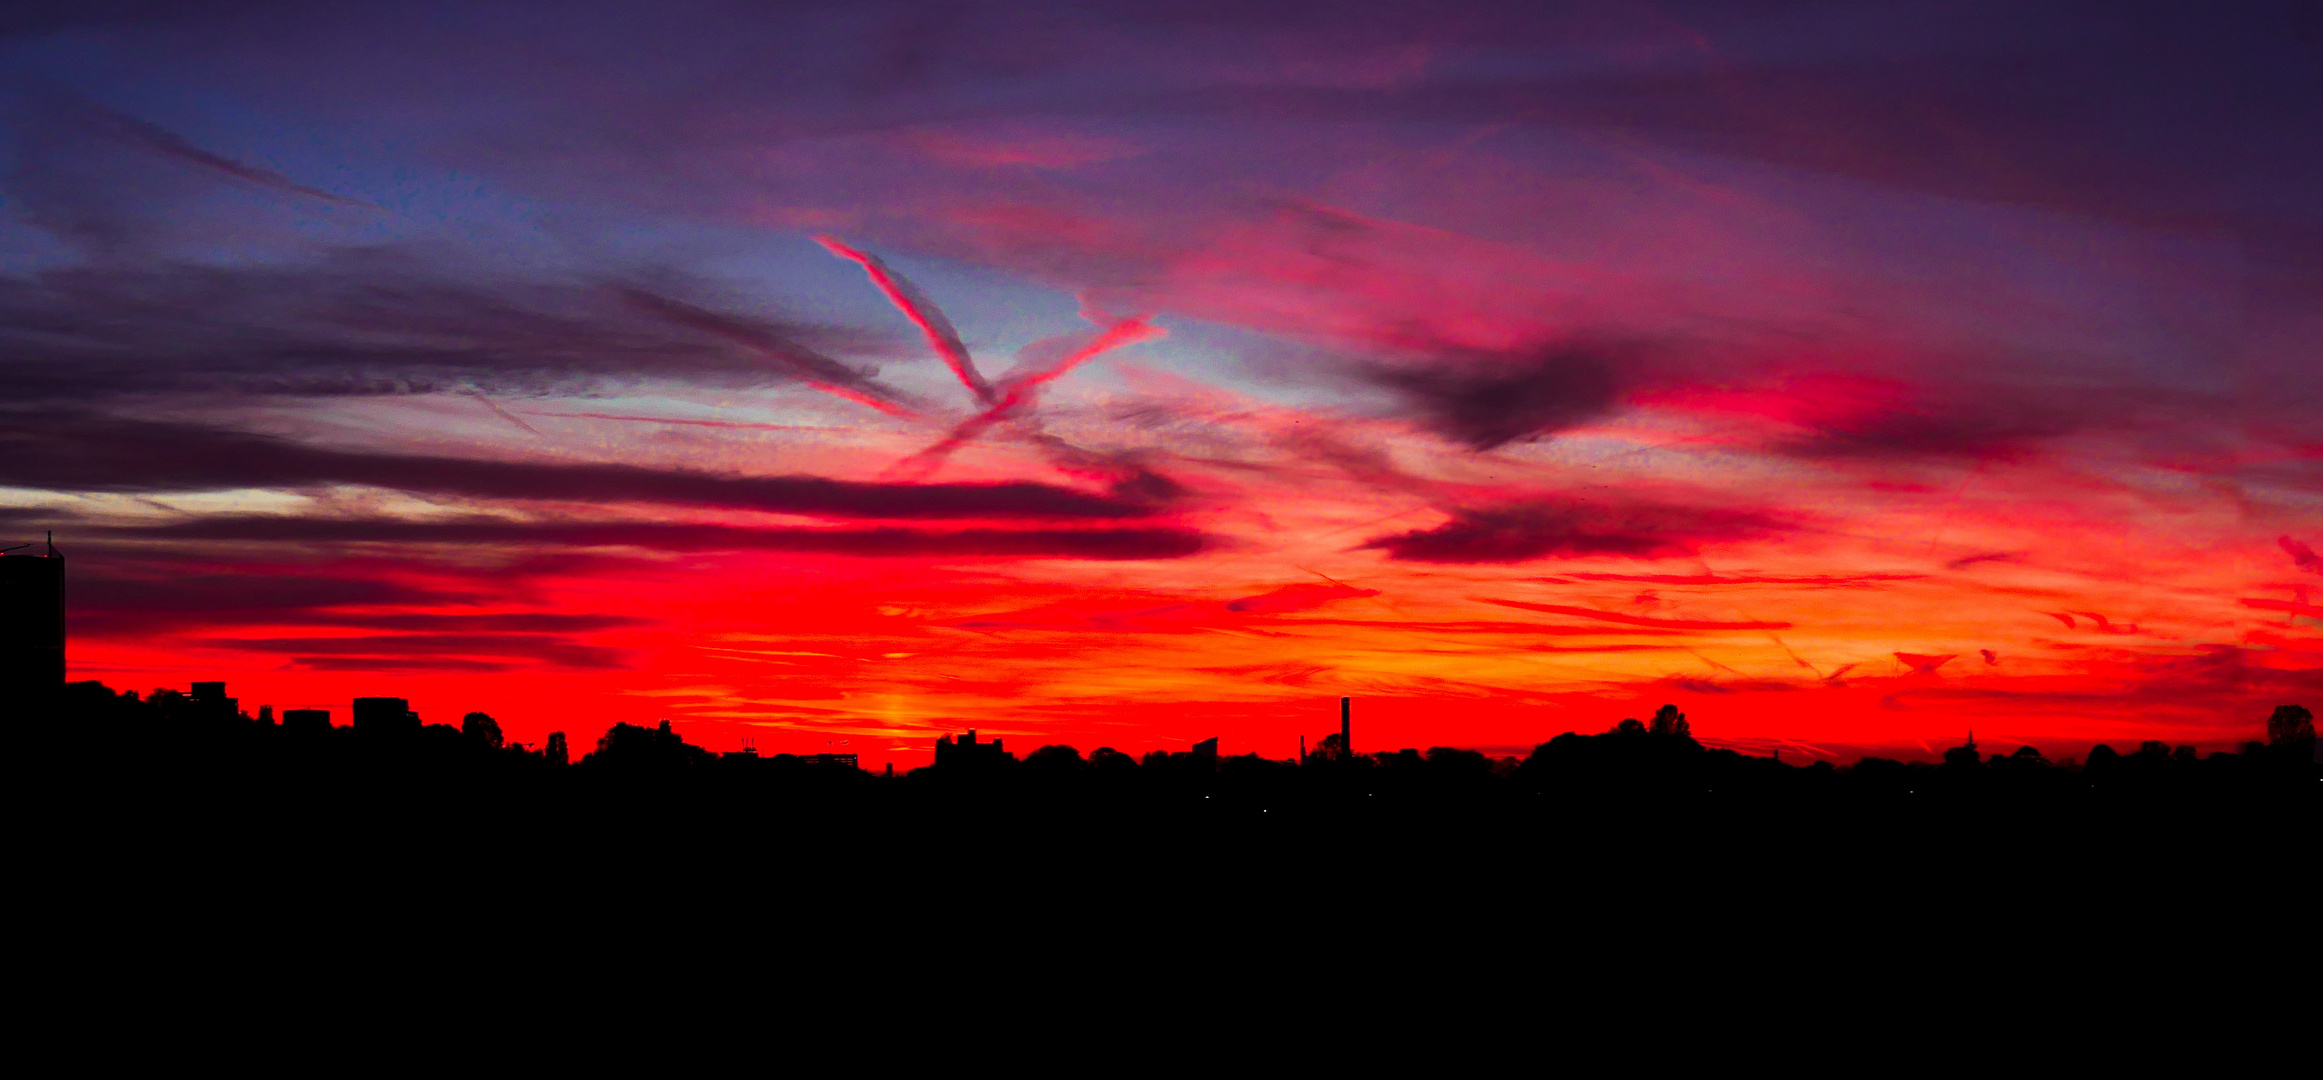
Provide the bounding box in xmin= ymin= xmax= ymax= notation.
xmin=1088 ymin=746 xmax=1137 ymax=776
xmin=462 ymin=711 xmax=504 ymax=749
xmin=544 ymin=731 xmax=569 ymax=766
xmin=1648 ymin=704 xmax=1690 ymax=739
xmin=2267 ymin=704 xmax=2313 ymax=746
xmin=1023 ymin=744 xmax=1086 ymax=783
xmin=1613 ymin=718 xmax=1645 ymax=736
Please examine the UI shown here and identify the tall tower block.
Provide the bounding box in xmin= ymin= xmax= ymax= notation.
xmin=0 ymin=537 xmax=66 ymax=709
xmin=1341 ymin=696 xmax=1350 ymax=756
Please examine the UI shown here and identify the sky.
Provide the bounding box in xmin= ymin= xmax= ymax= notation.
xmin=2 ymin=0 xmax=2318 ymax=766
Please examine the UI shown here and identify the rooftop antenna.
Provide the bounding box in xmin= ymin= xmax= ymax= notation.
xmin=47 ymin=531 xmax=57 ymax=557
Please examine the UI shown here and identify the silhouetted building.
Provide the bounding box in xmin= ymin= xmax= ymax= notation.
xmin=935 ymin=729 xmax=1011 ymax=768
xmin=1191 ymin=736 xmax=1219 ymax=760
xmin=283 ymin=709 xmax=330 ymax=732
xmin=0 ymin=538 xmax=66 ymax=710
xmin=1341 ymin=696 xmax=1351 ymax=755
xmin=353 ymin=697 xmax=418 ymax=733
xmin=189 ymin=682 xmax=239 ymax=721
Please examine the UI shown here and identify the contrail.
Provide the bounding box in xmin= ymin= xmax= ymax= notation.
xmin=471 ymin=393 xmax=542 ymax=436
xmin=998 ymin=313 xmax=1164 ymax=397
xmin=618 ymin=287 xmax=918 ymax=418
xmin=1767 ymin=633 xmax=1821 ymax=679
xmin=885 ymin=313 xmax=1163 ymax=478
xmin=814 ymin=236 xmax=995 ymax=405
xmin=73 ymin=99 xmax=375 ymax=209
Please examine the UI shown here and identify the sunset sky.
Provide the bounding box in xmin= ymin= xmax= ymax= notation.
xmin=3 ymin=1 xmax=2317 ymax=766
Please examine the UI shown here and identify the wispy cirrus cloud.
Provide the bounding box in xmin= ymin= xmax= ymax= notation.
xmin=0 ymin=255 xmax=903 ymax=403
xmin=1477 ymin=598 xmax=1790 ymax=631
xmin=1540 ymin=571 xmax=1923 ymax=588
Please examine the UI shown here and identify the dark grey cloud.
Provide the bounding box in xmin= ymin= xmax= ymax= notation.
xmin=1369 ymin=344 xmax=1627 ymax=450
xmin=1362 ymin=498 xmax=1785 ymax=564
xmin=70 ymin=568 xmax=647 ymax=637
xmin=1786 ymin=399 xmax=2081 ymax=462
xmin=74 ymin=513 xmax=1213 ymax=560
xmin=68 ymin=571 xmax=462 ymax=636
xmin=0 ymin=411 xmax=1170 ymax=519
xmin=207 ymin=632 xmax=627 ymax=670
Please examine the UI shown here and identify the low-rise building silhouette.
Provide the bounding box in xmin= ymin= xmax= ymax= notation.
xmin=935 ymin=729 xmax=1011 ymax=768
xmin=282 ymin=708 xmax=331 ymax=732
xmin=353 ymin=697 xmax=419 ymax=733
xmin=190 ymin=682 xmax=239 ymax=721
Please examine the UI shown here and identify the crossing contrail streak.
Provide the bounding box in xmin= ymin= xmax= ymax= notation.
xmin=814 ymin=236 xmax=996 ymax=405
xmin=886 ymin=314 xmax=1164 ymax=479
